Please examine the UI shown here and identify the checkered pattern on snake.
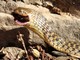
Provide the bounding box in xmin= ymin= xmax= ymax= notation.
xmin=13 ymin=7 xmax=80 ymax=58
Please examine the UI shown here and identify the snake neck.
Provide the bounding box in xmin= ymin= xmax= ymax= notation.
xmin=24 ymin=12 xmax=47 ymax=40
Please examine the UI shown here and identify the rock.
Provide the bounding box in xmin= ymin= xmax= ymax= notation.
xmin=56 ymin=56 xmax=79 ymax=60
xmin=29 ymin=30 xmax=46 ymax=47
xmin=23 ymin=0 xmax=43 ymax=5
xmin=1 ymin=47 xmax=26 ymax=60
xmin=52 ymin=51 xmax=67 ymax=56
xmin=4 ymin=1 xmax=17 ymax=13
xmin=32 ymin=48 xmax=40 ymax=58
xmin=0 ymin=12 xmax=20 ymax=30
xmin=0 ymin=1 xmax=6 ymax=12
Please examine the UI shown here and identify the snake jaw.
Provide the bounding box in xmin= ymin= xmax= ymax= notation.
xmin=12 ymin=12 xmax=30 ymax=26
xmin=15 ymin=20 xmax=27 ymax=25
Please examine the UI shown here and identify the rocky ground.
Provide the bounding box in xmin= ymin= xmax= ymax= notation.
xmin=0 ymin=0 xmax=80 ymax=60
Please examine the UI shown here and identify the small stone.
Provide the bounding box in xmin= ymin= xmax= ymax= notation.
xmin=52 ymin=51 xmax=67 ymax=56
xmin=32 ymin=48 xmax=40 ymax=58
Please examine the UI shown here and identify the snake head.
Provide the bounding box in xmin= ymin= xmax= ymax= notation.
xmin=12 ymin=7 xmax=32 ymax=26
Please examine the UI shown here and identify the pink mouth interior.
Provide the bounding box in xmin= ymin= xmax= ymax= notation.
xmin=15 ymin=20 xmax=27 ymax=25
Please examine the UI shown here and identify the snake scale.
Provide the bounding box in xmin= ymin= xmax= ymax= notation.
xmin=12 ymin=7 xmax=80 ymax=58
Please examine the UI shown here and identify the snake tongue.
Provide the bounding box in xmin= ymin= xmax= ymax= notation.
xmin=15 ymin=20 xmax=27 ymax=25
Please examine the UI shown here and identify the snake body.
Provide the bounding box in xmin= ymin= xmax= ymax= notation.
xmin=13 ymin=7 xmax=80 ymax=58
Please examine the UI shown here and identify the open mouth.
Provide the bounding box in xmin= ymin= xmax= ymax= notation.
xmin=12 ymin=12 xmax=29 ymax=25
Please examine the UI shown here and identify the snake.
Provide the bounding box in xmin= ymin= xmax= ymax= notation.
xmin=12 ymin=7 xmax=80 ymax=58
